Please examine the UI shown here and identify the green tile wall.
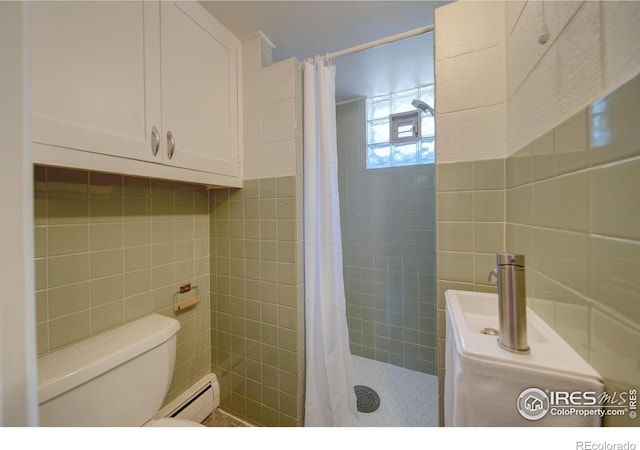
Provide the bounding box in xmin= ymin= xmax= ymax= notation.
xmin=337 ymin=99 xmax=437 ymax=375
xmin=436 ymin=73 xmax=640 ymax=427
xmin=505 ymin=74 xmax=640 ymax=427
xmin=435 ymin=157 xmax=506 ymax=423
xmin=33 ymin=166 xmax=211 ymax=405
xmin=209 ymin=175 xmax=305 ymax=427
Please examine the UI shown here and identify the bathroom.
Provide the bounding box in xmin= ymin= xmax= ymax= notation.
xmin=2 ymin=0 xmax=640 ymax=444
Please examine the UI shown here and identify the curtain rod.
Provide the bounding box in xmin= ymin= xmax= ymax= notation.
xmin=323 ymin=24 xmax=434 ymax=60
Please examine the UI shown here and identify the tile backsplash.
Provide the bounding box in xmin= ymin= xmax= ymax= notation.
xmin=34 ymin=166 xmax=211 ymax=404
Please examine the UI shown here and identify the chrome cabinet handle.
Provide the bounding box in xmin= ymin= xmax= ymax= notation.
xmin=151 ymin=126 xmax=160 ymax=156
xmin=167 ymin=130 xmax=175 ymax=160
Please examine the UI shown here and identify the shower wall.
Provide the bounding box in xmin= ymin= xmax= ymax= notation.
xmin=337 ymin=99 xmax=437 ymax=375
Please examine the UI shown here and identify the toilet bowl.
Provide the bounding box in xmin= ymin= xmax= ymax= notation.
xmin=38 ymin=314 xmax=206 ymax=427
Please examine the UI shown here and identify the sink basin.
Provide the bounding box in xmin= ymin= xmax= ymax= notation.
xmin=445 ymin=290 xmax=603 ymax=426
xmin=446 ymin=290 xmax=600 ymax=380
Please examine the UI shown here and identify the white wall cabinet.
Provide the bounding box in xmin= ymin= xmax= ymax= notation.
xmin=32 ymin=1 xmax=241 ymax=186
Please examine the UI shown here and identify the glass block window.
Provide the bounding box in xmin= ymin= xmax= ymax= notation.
xmin=366 ymin=85 xmax=435 ymax=169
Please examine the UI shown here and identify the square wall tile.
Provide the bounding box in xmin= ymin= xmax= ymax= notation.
xmin=589 ymin=73 xmax=640 ymax=166
xmin=531 ymin=130 xmax=555 ymax=181
xmin=554 ymin=108 xmax=588 ymax=175
xmin=437 ymin=162 xmax=472 ymax=192
xmin=591 ymin=158 xmax=640 ymax=240
xmin=437 ymin=192 xmax=472 ymax=221
xmin=590 ymin=236 xmax=640 ymax=323
xmin=473 ymin=191 xmax=504 ymax=222
xmin=473 ymin=159 xmax=505 ymax=190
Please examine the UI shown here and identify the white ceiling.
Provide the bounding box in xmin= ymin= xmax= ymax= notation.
xmin=200 ymin=1 xmax=451 ymax=102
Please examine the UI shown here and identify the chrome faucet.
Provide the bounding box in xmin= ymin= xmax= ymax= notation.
xmin=488 ymin=253 xmax=529 ymax=353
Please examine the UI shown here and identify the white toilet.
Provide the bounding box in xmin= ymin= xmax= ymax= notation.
xmin=38 ymin=313 xmax=205 ymax=427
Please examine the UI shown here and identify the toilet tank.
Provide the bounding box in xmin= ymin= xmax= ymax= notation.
xmin=38 ymin=314 xmax=180 ymax=427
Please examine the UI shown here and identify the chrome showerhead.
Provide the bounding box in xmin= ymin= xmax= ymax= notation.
xmin=411 ymin=99 xmax=435 ymax=116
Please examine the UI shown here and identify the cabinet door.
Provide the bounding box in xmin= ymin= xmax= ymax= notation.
xmin=160 ymin=2 xmax=239 ymax=177
xmin=32 ymin=1 xmax=161 ymax=163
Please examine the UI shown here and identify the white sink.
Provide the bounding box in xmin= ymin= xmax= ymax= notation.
xmin=445 ymin=290 xmax=603 ymax=426
xmin=446 ymin=289 xmax=600 ymax=380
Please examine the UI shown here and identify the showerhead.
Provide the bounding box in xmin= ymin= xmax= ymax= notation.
xmin=411 ymin=99 xmax=435 ymax=116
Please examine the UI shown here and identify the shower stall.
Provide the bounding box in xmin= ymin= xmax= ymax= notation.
xmin=336 ymin=93 xmax=438 ymax=426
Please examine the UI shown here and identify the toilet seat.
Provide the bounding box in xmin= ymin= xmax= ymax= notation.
xmin=145 ymin=417 xmax=205 ymax=427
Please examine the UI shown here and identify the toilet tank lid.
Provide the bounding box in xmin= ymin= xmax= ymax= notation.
xmin=38 ymin=314 xmax=180 ymax=404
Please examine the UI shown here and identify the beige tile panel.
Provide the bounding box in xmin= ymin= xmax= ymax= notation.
xmin=49 ymin=310 xmax=90 ymax=349
xmin=589 ymin=73 xmax=640 ymax=166
xmin=123 ymin=197 xmax=150 ymax=221
xmin=48 ymin=253 xmax=90 ymax=288
xmin=124 ymin=292 xmax=153 ymax=321
xmin=506 ymin=144 xmax=532 ymax=188
xmin=438 ymin=251 xmax=473 ymax=283
xmin=590 ymin=308 xmax=640 ymax=392
xmin=47 ymin=167 xmax=88 ymax=195
xmin=47 ymin=225 xmax=89 ymax=256
xmin=591 ymin=158 xmax=640 ymax=240
xmin=474 ymin=222 xmax=503 ymax=253
xmin=34 ymin=194 xmax=47 ymax=226
xmin=438 ymin=222 xmax=473 ymax=252
xmin=150 ymin=179 xmax=174 ymax=199
xmin=472 ymin=159 xmax=505 ymax=190
xmin=91 ymin=275 xmax=124 ymax=307
xmin=47 ymin=195 xmax=89 ymax=225
xmin=34 ymin=165 xmax=47 ymax=193
xmin=473 ymin=190 xmax=504 ymax=222
xmin=550 ymin=172 xmax=589 ymax=232
xmin=531 ymin=179 xmax=555 ymax=228
xmin=531 ymin=130 xmax=555 ymax=181
xmin=89 ymin=172 xmax=123 ymax=196
xmin=505 ymin=224 xmax=533 ymax=261
xmin=437 ymin=192 xmax=472 ymax=221
xmin=123 ymin=268 xmax=151 ymax=298
xmin=123 ymin=176 xmax=150 ymax=198
xmin=473 ymin=253 xmax=496 ymax=285
xmin=48 ymin=282 xmax=90 ymax=319
xmin=91 ymin=249 xmax=123 ymax=279
xmin=529 ymin=271 xmax=591 ymax=360
xmin=554 ymin=108 xmax=589 ymax=175
xmin=436 ymin=162 xmax=472 ymax=192
xmin=35 ymin=290 xmax=47 ymax=323
xmin=124 ymin=222 xmax=151 ymax=247
xmin=506 ymin=185 xmax=533 ymax=225
xmin=90 ymin=197 xmax=123 ymax=223
xmin=90 ymin=223 xmax=123 ymax=252
xmin=532 ymin=228 xmax=589 ymax=297
xmin=589 ymin=236 xmax=640 ymax=323
xmin=124 ymin=245 xmax=152 ymax=272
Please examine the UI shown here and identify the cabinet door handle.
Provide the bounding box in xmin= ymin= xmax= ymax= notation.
xmin=167 ymin=130 xmax=175 ymax=160
xmin=151 ymin=126 xmax=160 ymax=156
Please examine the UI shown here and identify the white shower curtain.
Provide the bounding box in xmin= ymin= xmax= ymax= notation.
xmin=303 ymin=58 xmax=358 ymax=427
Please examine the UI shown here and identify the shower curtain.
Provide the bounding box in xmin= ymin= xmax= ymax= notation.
xmin=303 ymin=57 xmax=358 ymax=427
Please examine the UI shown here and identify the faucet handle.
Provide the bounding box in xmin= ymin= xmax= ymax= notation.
xmin=488 ymin=267 xmax=498 ymax=283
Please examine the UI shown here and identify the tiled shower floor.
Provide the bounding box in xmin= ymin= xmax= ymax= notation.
xmin=205 ymin=354 xmax=439 ymax=427
xmin=342 ymin=355 xmax=439 ymax=427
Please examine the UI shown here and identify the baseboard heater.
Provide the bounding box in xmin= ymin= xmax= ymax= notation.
xmin=155 ymin=374 xmax=220 ymax=424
